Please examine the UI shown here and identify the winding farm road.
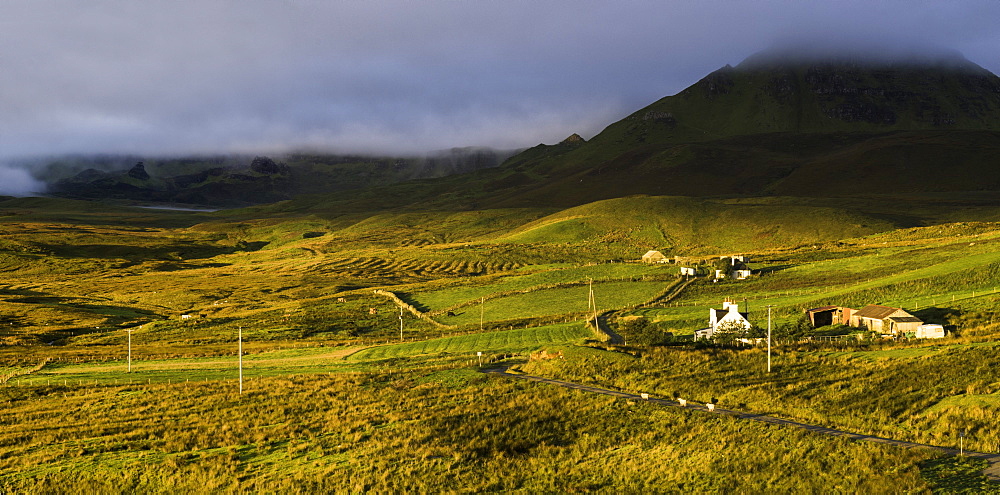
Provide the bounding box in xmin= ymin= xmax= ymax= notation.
xmin=483 ymin=367 xmax=1000 ymax=481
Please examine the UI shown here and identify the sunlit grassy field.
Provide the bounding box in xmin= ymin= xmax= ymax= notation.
xmin=625 ymin=224 xmax=1000 ymax=334
xmin=0 ymin=366 xmax=950 ymax=492
xmin=5 ymin=195 xmax=1000 ymax=491
xmin=435 ymin=280 xmax=669 ymax=326
xmin=347 ymin=322 xmax=592 ymax=361
xmin=519 ymin=337 xmax=1000 ymax=458
xmin=407 ymin=262 xmax=667 ymax=312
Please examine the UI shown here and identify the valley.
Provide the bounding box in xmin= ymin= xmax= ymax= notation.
xmin=5 ymin=46 xmax=1000 ymax=492
xmin=4 ymin=189 xmax=1000 ymax=491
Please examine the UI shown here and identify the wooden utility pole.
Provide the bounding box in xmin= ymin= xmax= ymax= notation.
xmin=588 ymin=278 xmax=598 ymax=326
xmin=126 ymin=327 xmax=136 ymax=373
xmin=767 ymin=305 xmax=773 ymax=373
xmin=587 ymin=278 xmax=593 ymax=313
xmin=239 ymin=326 xmax=243 ymax=395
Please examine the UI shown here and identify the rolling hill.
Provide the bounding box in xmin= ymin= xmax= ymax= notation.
xmin=481 ymin=46 xmax=1000 ymax=207
xmin=226 ymin=46 xmax=1000 ymax=222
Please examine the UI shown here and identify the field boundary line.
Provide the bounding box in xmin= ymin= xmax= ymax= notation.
xmin=591 ymin=276 xmax=696 ymax=345
xmin=647 ymin=276 xmax=697 ymax=307
xmin=373 ymin=289 xmax=455 ymax=329
xmin=1 ymin=358 xmax=52 ymax=384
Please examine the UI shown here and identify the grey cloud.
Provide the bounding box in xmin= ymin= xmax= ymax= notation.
xmin=2 ymin=1 xmax=1000 ymax=160
xmin=0 ymin=164 xmax=47 ymax=196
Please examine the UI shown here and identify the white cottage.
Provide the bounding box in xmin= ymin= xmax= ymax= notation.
xmin=695 ymin=299 xmax=752 ymax=340
xmin=714 ymin=255 xmax=752 ymax=280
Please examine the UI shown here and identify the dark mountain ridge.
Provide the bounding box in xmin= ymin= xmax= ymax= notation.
xmin=468 ymin=46 xmax=1000 ymax=208
xmin=34 ymin=46 xmax=1000 ymax=213
xmin=607 ymin=46 xmax=1000 ymax=142
xmin=44 ymin=147 xmax=519 ymax=207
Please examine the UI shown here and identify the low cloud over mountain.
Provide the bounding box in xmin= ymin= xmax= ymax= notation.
xmin=2 ymin=1 xmax=999 ymax=161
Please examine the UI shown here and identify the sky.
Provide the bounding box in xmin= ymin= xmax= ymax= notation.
xmin=2 ymin=0 xmax=1000 ymax=193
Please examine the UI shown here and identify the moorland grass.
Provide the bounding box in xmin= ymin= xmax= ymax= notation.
xmin=7 ymin=193 xmax=1000 ymax=490
xmin=4 ymin=346 xmax=471 ymax=387
xmin=347 ymin=322 xmax=592 ymax=361
xmin=0 ymin=366 xmax=941 ymax=492
xmin=519 ymin=336 xmax=1000 ymax=456
xmin=436 ymin=280 xmax=668 ymax=326
xmin=408 ymin=262 xmax=667 ymax=312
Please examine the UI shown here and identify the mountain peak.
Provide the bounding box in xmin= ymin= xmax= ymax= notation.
xmin=561 ymin=133 xmax=586 ymax=144
xmin=127 ymin=161 xmax=150 ymax=180
xmin=606 ymin=44 xmax=1000 ymax=140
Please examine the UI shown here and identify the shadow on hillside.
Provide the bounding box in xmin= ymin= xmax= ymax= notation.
xmin=912 ymin=307 xmax=961 ymax=335
xmin=912 ymin=307 xmax=961 ymax=326
xmin=0 ymin=315 xmax=26 ymax=328
xmin=150 ymin=261 xmax=231 ymax=272
xmin=6 ymin=296 xmax=163 ymax=322
xmin=395 ymin=292 xmax=431 ymax=313
xmin=0 ymin=286 xmax=49 ymax=298
xmin=917 ymin=456 xmax=994 ymax=491
xmin=4 ymin=296 xmax=63 ymax=305
xmin=755 ymin=264 xmax=793 ymax=276
xmin=27 ymin=240 xmax=267 ymax=261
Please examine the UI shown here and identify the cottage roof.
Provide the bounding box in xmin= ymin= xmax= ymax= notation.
xmin=711 ymin=308 xmax=748 ymax=320
xmin=854 ymin=304 xmax=906 ymax=320
xmin=806 ymin=305 xmax=839 ymax=313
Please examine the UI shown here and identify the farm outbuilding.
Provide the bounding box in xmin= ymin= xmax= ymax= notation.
xmin=849 ymin=305 xmax=921 ymax=335
xmin=888 ymin=316 xmax=924 ymax=335
xmin=642 ymin=250 xmax=668 ymax=263
xmin=806 ymin=306 xmax=854 ymax=327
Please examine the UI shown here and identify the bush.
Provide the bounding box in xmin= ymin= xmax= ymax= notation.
xmin=619 ymin=318 xmax=676 ymax=346
xmin=774 ymin=315 xmax=813 ymax=340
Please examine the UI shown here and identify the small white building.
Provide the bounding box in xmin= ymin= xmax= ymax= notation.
xmin=680 ymin=266 xmax=696 ymax=276
xmin=916 ymin=324 xmax=946 ymax=339
xmin=695 ymin=299 xmax=752 ymax=340
xmin=714 ymin=255 xmax=751 ymax=280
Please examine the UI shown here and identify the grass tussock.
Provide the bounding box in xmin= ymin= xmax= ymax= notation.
xmin=0 ymin=369 xmax=938 ymax=492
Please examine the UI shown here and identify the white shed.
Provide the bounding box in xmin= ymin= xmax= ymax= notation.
xmin=916 ymin=324 xmax=946 ymax=339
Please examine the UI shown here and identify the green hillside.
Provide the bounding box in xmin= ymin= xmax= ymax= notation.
xmin=497 ymin=195 xmax=896 ymax=254
xmin=613 ymin=54 xmax=1000 ymax=143
xmin=467 ymin=48 xmax=1000 ymax=209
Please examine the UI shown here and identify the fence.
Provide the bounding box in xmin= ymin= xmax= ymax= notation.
xmin=1 ymin=351 xmax=528 ymax=390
